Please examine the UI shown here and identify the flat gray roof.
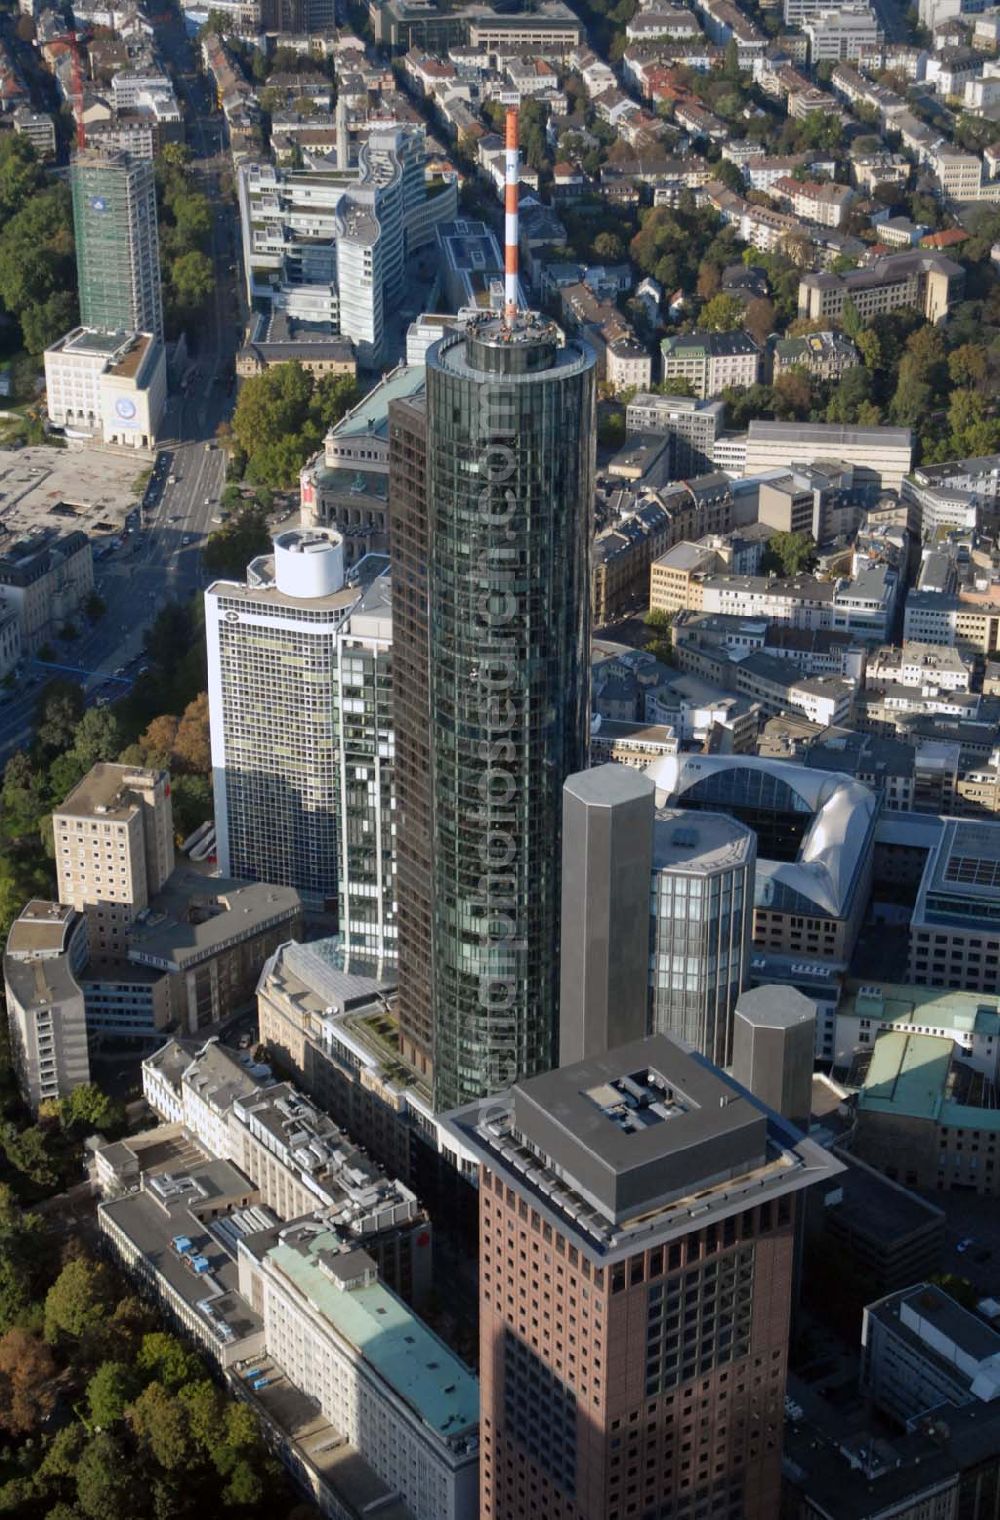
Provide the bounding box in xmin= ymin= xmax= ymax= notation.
xmin=443 ymin=1034 xmax=840 ymax=1257
xmin=748 ymin=419 xmax=912 ymax=449
xmin=735 ymin=984 xmax=815 ymax=1031
xmin=55 ymin=763 xmax=164 ymax=822
xmin=128 ymin=873 xmax=301 ymax=971
xmin=564 ymin=764 xmax=654 ymax=809
xmin=652 ymin=806 xmax=754 ymax=874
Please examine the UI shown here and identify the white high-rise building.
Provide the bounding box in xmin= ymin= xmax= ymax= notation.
xmin=206 ymin=529 xmax=354 ymax=908
xmin=206 ymin=536 xmax=396 ymax=958
xmin=238 ymin=125 xmax=449 ymax=366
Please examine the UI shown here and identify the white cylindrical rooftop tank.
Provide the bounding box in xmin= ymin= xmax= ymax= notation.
xmin=273 ymin=528 xmax=345 ymax=599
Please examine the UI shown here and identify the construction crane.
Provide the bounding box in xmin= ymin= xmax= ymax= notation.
xmin=67 ymin=28 xmax=86 ymax=149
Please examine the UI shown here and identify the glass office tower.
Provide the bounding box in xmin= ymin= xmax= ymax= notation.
xmin=423 ymin=314 xmax=595 ymax=1110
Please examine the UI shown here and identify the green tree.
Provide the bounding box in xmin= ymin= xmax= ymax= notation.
xmin=21 ymin=289 xmax=79 ymax=356
xmin=231 ymin=362 xmax=323 ymax=489
xmin=949 ymin=343 xmax=988 ymax=388
xmin=592 ymin=230 xmax=625 ymax=262
xmin=644 ymin=608 xmax=675 ymax=665
xmin=223 ymin=1461 xmax=263 ymax=1507
xmin=840 ymin=296 xmax=862 ymax=339
xmin=0 ymin=1186 xmax=49 ymax=1331
xmin=825 ymin=364 xmax=873 ymax=424
xmin=35 ymin=681 xmax=85 ymax=757
xmin=60 ymin=1084 xmax=121 ymax=1135
xmin=170 ymin=250 xmax=214 ymax=312
xmin=699 ymin=292 xmax=745 ymax=331
xmin=0 ymin=185 xmax=76 ymax=349
xmin=135 ymin=1332 xmax=202 ymax=1392
xmin=44 ymin=1258 xmax=115 ymax=1345
xmin=70 ymin=709 xmax=121 ymax=771
xmin=127 ymin=1382 xmax=194 ymax=1471
xmin=86 ymin=1361 xmax=140 ymax=1428
xmin=0 ymin=135 xmax=43 ymax=222
xmin=178 ymin=1379 xmax=223 ymax=1451
xmin=2 ymin=1122 xmax=60 ymax=1194
xmin=310 ymin=372 xmax=359 ymax=432
xmin=75 ymin=1434 xmax=142 ymax=1520
xmin=1 ymin=751 xmax=46 ymax=843
xmin=202 ymin=506 xmax=272 ymax=579
xmin=762 ymin=530 xmax=816 ymax=577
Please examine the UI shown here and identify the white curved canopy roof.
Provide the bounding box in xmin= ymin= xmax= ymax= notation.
xmin=645 ymin=753 xmax=877 ymax=918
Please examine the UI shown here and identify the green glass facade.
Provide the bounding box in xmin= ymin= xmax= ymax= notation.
xmin=425 ymin=317 xmax=595 ymax=1110
xmin=71 ymin=151 xmax=163 ymax=340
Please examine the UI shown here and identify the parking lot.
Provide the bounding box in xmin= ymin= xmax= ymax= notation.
xmin=0 ymin=444 xmax=149 ymax=542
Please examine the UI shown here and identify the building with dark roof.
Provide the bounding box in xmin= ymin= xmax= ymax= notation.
xmin=798 ymin=250 xmax=965 ymax=326
xmin=661 ymin=328 xmax=760 ymax=398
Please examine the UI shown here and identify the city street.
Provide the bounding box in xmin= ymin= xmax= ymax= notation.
xmin=0 ymin=14 xmax=240 ymax=767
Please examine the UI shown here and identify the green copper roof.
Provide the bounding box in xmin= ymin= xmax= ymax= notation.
xmin=267 ymin=1231 xmax=478 ymax=1440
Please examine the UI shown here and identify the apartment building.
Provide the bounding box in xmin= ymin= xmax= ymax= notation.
xmin=53 ymin=763 xmax=173 ymax=961
xmin=649 ymin=541 xmax=722 ymax=614
xmin=660 ymin=330 xmax=760 ymax=398
xmin=798 ymin=252 xmax=965 ymax=326
xmin=868 ymin=640 xmax=972 ymax=692
xmin=932 ymin=145 xmax=984 ymax=199
xmin=769 ymin=177 xmax=854 ymax=227
xmin=593 ymin=475 xmax=735 ymax=624
xmin=804 ymin=4 xmax=881 ymax=60
xmin=773 ymin=331 xmax=860 ymax=380
xmin=0 ymin=528 xmax=92 ymax=655
xmin=4 ymin=901 xmax=90 ymax=1112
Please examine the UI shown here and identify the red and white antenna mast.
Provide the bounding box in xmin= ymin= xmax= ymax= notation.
xmin=502 ymin=94 xmax=520 ymax=325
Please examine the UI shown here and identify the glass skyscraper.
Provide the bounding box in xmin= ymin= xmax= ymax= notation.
xmin=71 ymin=149 xmax=163 ymax=340
xmin=649 ymin=807 xmax=756 ymax=1068
xmin=393 ymin=313 xmax=595 ymax=1111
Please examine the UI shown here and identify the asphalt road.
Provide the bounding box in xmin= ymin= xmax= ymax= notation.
xmin=0 ymin=15 xmax=239 ymax=767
